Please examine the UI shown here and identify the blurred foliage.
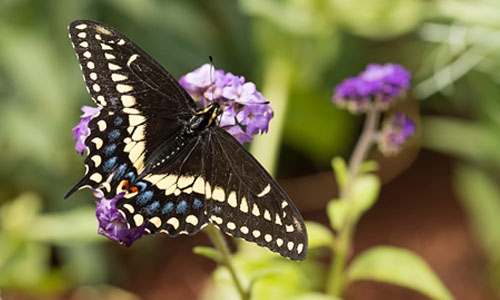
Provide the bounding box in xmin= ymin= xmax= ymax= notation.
xmin=1 ymin=0 xmax=500 ymax=299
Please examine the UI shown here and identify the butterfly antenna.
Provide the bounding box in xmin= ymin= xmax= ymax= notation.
xmin=209 ymin=56 xmax=215 ymax=102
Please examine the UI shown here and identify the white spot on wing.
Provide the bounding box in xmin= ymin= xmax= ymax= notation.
xmin=122 ymin=204 xmax=135 ymax=213
xmin=90 ymin=155 xmax=102 ymax=167
xmin=297 ymin=243 xmax=304 ymax=254
xmin=177 ymin=176 xmax=195 ymax=189
xmin=89 ymin=172 xmax=102 ymax=183
xmin=149 ymin=217 xmax=162 ymax=228
xmin=75 ymin=24 xmax=88 ymax=30
xmin=92 ymin=83 xmax=101 ymax=92
xmin=121 ymin=95 xmax=136 ymax=107
xmin=127 ymin=54 xmax=140 ymax=66
xmin=131 ymin=125 xmax=145 ymax=141
xmin=287 ymin=241 xmax=294 ymax=251
xmin=264 ymin=234 xmax=272 ymax=242
xmin=77 ymin=32 xmax=87 ymax=38
xmin=79 ymin=41 xmax=89 ymax=48
xmin=91 ymin=137 xmax=103 ymax=149
xmin=97 ymin=120 xmax=107 ymax=131
xmin=212 ymin=186 xmax=225 ymax=202
xmin=264 ymin=209 xmax=271 ymax=221
xmin=128 ymin=115 xmax=146 ymax=127
xmin=251 ymin=203 xmax=260 ymax=216
xmin=227 ymin=191 xmax=237 ymax=208
xmin=104 ymin=53 xmax=116 ymax=60
xmin=257 ymin=184 xmax=271 ymax=197
xmin=226 ymin=222 xmax=236 ymax=230
xmin=167 ymin=217 xmax=180 ymax=230
xmin=240 ymin=196 xmax=248 ymax=213
xmin=240 ymin=226 xmax=249 ymax=234
xmin=108 ymin=62 xmax=121 ymax=70
xmin=111 ymin=73 xmax=128 ymax=82
xmin=116 ymin=84 xmax=133 ymax=93
xmin=192 ymin=177 xmax=205 ymax=194
xmin=186 ymin=215 xmax=199 ymax=226
xmin=133 ymin=214 xmax=144 ymax=226
xmin=101 ymin=43 xmax=113 ymax=50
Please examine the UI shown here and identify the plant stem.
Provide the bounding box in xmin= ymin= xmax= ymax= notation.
xmin=205 ymin=225 xmax=250 ymax=300
xmin=327 ymin=106 xmax=380 ymax=296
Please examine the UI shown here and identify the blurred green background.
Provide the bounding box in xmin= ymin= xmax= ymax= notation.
xmin=2 ymin=0 xmax=500 ymax=299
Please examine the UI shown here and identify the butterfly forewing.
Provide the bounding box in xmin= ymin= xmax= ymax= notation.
xmin=68 ymin=20 xmax=308 ymax=260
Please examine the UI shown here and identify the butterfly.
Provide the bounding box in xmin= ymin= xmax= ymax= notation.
xmin=66 ymin=20 xmax=307 ymax=260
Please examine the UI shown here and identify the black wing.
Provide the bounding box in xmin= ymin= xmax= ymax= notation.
xmin=67 ymin=20 xmax=308 ymax=260
xmin=66 ymin=20 xmax=197 ymax=198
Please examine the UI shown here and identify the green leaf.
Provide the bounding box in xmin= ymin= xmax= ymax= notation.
xmin=327 ymin=174 xmax=380 ymax=231
xmin=454 ymin=164 xmax=500 ymax=262
xmin=326 ymin=199 xmax=347 ymax=232
xmin=193 ymin=246 xmax=221 ymax=262
xmin=331 ymin=157 xmax=348 ymax=190
xmin=304 ymin=221 xmax=334 ymax=250
xmin=290 ymin=293 xmax=341 ymax=300
xmin=349 ymin=174 xmax=380 ymax=223
xmin=359 ymin=160 xmax=379 ymax=174
xmin=27 ymin=207 xmax=101 ymax=245
xmin=347 ymin=246 xmax=454 ymax=300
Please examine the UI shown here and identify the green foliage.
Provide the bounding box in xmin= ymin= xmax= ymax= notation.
xmin=346 ymin=246 xmax=454 ymax=300
xmin=454 ymin=164 xmax=500 ymax=292
xmin=1 ymin=0 xmax=499 ymax=298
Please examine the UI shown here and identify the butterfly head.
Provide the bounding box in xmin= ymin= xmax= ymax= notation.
xmin=189 ymin=103 xmax=222 ymax=133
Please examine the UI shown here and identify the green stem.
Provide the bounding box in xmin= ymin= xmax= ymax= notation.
xmin=327 ymin=107 xmax=380 ymax=296
xmin=205 ymin=225 xmax=250 ymax=300
xmin=250 ymin=57 xmax=292 ymax=175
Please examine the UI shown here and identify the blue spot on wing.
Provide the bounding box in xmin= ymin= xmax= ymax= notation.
xmin=213 ymin=205 xmax=221 ymax=214
xmin=145 ymin=200 xmax=160 ymax=214
xmin=125 ymin=171 xmax=136 ymax=181
xmin=176 ymin=200 xmax=188 ymax=215
xmin=135 ymin=181 xmax=147 ymax=192
xmin=136 ymin=190 xmax=153 ymax=205
xmin=114 ymin=116 xmax=123 ymax=126
xmin=162 ymin=202 xmax=174 ymax=214
xmin=108 ymin=129 xmax=120 ymax=142
xmin=104 ymin=144 xmax=117 ymax=156
xmin=114 ymin=163 xmax=127 ymax=178
xmin=193 ymin=198 xmax=203 ymax=210
xmin=103 ymin=157 xmax=117 ymax=172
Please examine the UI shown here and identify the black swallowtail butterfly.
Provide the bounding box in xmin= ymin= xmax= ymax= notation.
xmin=66 ymin=20 xmax=307 ymax=260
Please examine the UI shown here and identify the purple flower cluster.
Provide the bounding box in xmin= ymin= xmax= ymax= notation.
xmin=332 ymin=63 xmax=411 ymax=113
xmin=95 ymin=192 xmax=147 ymax=246
xmin=378 ymin=113 xmax=416 ymax=156
xmin=72 ymin=106 xmax=102 ymax=155
xmin=179 ymin=64 xmax=273 ymax=144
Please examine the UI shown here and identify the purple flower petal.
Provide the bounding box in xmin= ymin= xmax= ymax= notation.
xmin=72 ymin=106 xmax=102 ymax=155
xmin=226 ymin=125 xmax=254 ymax=144
xmin=378 ymin=113 xmax=416 ymax=156
xmin=179 ymin=65 xmax=273 ymax=144
xmin=332 ymin=63 xmax=411 ymax=113
xmin=95 ymin=193 xmax=147 ymax=246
